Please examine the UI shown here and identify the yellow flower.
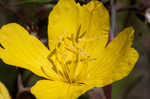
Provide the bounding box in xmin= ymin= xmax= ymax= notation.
xmin=0 ymin=0 xmax=139 ymax=99
xmin=0 ymin=82 xmax=11 ymax=99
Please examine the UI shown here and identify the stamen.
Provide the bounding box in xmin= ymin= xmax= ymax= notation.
xmin=48 ymin=58 xmax=58 ymax=73
xmin=46 ymin=27 xmax=97 ymax=84
xmin=48 ymin=48 xmax=56 ymax=58
xmin=40 ymin=67 xmax=52 ymax=80
xmin=75 ymin=25 xmax=87 ymax=42
xmin=64 ymin=47 xmax=77 ymax=54
xmin=79 ymin=31 xmax=86 ymax=38
xmin=75 ymin=25 xmax=81 ymax=42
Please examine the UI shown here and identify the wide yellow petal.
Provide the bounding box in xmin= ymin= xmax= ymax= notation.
xmin=66 ymin=1 xmax=110 ymax=82
xmin=48 ymin=0 xmax=110 ymax=57
xmin=77 ymin=0 xmax=110 ymax=57
xmin=0 ymin=82 xmax=11 ymax=99
xmin=0 ymin=23 xmax=58 ymax=80
xmin=31 ymin=80 xmax=92 ymax=99
xmin=85 ymin=27 xmax=139 ymax=87
xmin=48 ymin=0 xmax=79 ymax=50
xmin=47 ymin=0 xmax=110 ymax=80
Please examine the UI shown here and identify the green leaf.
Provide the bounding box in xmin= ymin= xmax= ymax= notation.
xmin=16 ymin=0 xmax=56 ymax=5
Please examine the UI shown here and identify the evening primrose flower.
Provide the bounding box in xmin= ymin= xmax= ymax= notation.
xmin=0 ymin=82 xmax=11 ymax=99
xmin=0 ymin=0 xmax=139 ymax=99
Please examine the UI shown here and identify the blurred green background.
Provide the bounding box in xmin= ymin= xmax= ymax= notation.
xmin=0 ymin=0 xmax=150 ymax=99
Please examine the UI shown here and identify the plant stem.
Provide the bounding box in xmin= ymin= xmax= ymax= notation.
xmin=110 ymin=0 xmax=116 ymax=34
xmin=104 ymin=85 xmax=112 ymax=99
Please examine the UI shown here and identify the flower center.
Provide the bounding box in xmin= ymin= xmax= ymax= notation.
xmin=48 ymin=38 xmax=88 ymax=84
xmin=46 ymin=26 xmax=96 ymax=84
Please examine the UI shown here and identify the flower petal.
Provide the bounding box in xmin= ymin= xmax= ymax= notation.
xmin=47 ymin=1 xmax=110 ymax=79
xmin=0 ymin=23 xmax=58 ymax=79
xmin=31 ymin=80 xmax=92 ymax=99
xmin=48 ymin=0 xmax=110 ymax=57
xmin=85 ymin=27 xmax=139 ymax=87
xmin=48 ymin=0 xmax=79 ymax=50
xmin=77 ymin=1 xmax=110 ymax=57
xmin=0 ymin=81 xmax=11 ymax=99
